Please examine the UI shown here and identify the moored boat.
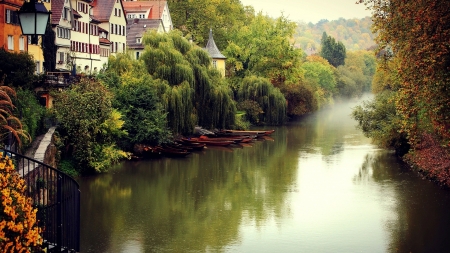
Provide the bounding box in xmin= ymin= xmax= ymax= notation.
xmin=181 ymin=138 xmax=234 ymax=146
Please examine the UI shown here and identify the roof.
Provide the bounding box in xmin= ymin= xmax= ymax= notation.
xmin=99 ymin=38 xmax=111 ymax=45
xmin=126 ymin=19 xmax=163 ymax=49
xmin=72 ymin=8 xmax=82 ymax=18
xmin=51 ymin=0 xmax=64 ymax=25
xmin=92 ymin=0 xmax=125 ymax=22
xmin=204 ymin=29 xmax=226 ymax=59
xmin=122 ymin=0 xmax=166 ymax=19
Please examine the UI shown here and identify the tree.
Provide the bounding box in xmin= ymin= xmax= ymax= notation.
xmin=105 ymin=54 xmax=171 ymax=149
xmin=0 ymin=49 xmax=35 ymax=89
xmin=359 ymin=0 xmax=450 ymax=145
xmin=42 ymin=22 xmax=56 ymax=73
xmin=141 ymin=31 xmax=236 ymax=133
xmin=237 ymin=76 xmax=286 ymax=125
xmin=53 ymin=78 xmax=127 ymax=173
xmin=224 ymin=14 xmax=305 ymax=86
xmin=167 ymin=0 xmax=247 ymax=50
xmin=320 ymin=32 xmax=346 ymax=67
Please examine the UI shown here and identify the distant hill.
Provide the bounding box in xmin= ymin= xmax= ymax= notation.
xmin=294 ymin=17 xmax=376 ymax=53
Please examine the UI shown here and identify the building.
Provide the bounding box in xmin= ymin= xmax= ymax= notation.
xmin=51 ymin=0 xmax=74 ymax=71
xmin=204 ymin=29 xmax=226 ymax=77
xmin=92 ymin=0 xmax=127 ymax=68
xmin=122 ymin=0 xmax=172 ymax=32
xmin=126 ymin=18 xmax=164 ymax=59
xmin=0 ymin=0 xmax=27 ymax=53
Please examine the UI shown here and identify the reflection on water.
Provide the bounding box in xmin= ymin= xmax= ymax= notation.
xmin=79 ymin=96 xmax=450 ymax=253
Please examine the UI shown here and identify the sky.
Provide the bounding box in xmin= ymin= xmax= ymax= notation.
xmin=239 ymin=0 xmax=372 ymax=24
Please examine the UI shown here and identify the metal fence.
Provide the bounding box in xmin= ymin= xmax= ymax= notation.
xmin=2 ymin=149 xmax=80 ymax=253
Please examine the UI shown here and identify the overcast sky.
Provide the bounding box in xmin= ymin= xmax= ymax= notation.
xmin=239 ymin=0 xmax=372 ymax=23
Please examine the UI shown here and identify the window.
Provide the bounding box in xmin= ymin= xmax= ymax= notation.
xmin=212 ymin=60 xmax=217 ymax=69
xmin=19 ymin=37 xmax=24 ymax=51
xmin=136 ymin=38 xmax=141 ymax=43
xmin=119 ymin=9 xmax=121 ymax=17
xmin=136 ymin=51 xmax=140 ymax=59
xmin=7 ymin=36 xmax=14 ymax=50
xmin=5 ymin=9 xmax=19 ymax=25
xmin=35 ymin=61 xmax=41 ymax=74
xmin=62 ymin=7 xmax=69 ymax=20
xmin=111 ymin=24 xmax=114 ymax=34
xmin=139 ymin=14 xmax=145 ymax=19
xmin=59 ymin=52 xmax=65 ymax=63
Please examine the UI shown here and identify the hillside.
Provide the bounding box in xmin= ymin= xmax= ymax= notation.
xmin=294 ymin=17 xmax=376 ymax=53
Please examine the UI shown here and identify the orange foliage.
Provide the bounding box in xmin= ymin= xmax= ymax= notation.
xmin=360 ymin=0 xmax=450 ymax=146
xmin=0 ymin=153 xmax=42 ymax=252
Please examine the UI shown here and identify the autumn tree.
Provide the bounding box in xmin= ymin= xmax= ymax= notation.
xmin=359 ymin=0 xmax=450 ymax=145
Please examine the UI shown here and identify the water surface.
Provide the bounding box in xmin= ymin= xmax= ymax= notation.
xmin=79 ymin=97 xmax=450 ymax=252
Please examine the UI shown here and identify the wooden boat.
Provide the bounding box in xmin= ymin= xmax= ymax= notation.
xmin=174 ymin=141 xmax=206 ymax=151
xmin=181 ymin=138 xmax=234 ymax=146
xmin=217 ymin=129 xmax=275 ymax=136
xmin=158 ymin=146 xmax=191 ymax=158
xmin=142 ymin=146 xmax=162 ymax=159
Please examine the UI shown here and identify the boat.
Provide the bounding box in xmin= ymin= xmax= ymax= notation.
xmin=142 ymin=146 xmax=162 ymax=159
xmin=181 ymin=138 xmax=234 ymax=146
xmin=174 ymin=141 xmax=206 ymax=151
xmin=158 ymin=146 xmax=191 ymax=158
xmin=216 ymin=129 xmax=275 ymax=137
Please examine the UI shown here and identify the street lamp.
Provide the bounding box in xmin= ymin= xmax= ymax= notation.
xmin=17 ymin=0 xmax=51 ymax=44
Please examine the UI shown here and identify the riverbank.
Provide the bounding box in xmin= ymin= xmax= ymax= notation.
xmin=403 ymin=133 xmax=450 ymax=188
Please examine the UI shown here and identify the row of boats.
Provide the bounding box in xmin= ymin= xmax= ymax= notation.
xmin=140 ymin=129 xmax=275 ymax=158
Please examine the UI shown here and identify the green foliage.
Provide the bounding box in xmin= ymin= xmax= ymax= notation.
xmin=352 ymin=91 xmax=409 ymax=155
xmin=224 ymin=14 xmax=305 ymax=86
xmin=112 ymin=75 xmax=171 ymax=149
xmin=320 ymin=32 xmax=347 ymax=67
xmin=237 ymin=100 xmax=263 ymax=125
xmin=167 ymin=0 xmax=247 ymax=50
xmin=294 ymin=17 xmax=375 ymax=52
xmin=301 ymin=61 xmax=336 ymax=98
xmin=53 ymin=78 xmax=127 ymax=174
xmin=58 ymin=158 xmax=79 ymax=178
xmin=12 ymin=89 xmax=45 ymax=149
xmin=0 ymin=49 xmax=36 ymax=89
xmin=141 ymin=31 xmax=236 ymax=133
xmin=42 ymin=22 xmax=56 ymax=72
xmin=280 ymin=83 xmax=318 ymax=116
xmin=237 ymin=76 xmax=286 ymax=125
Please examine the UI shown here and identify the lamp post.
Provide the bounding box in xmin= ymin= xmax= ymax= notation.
xmin=17 ymin=0 xmax=51 ymax=44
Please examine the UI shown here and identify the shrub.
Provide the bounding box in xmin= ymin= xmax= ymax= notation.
xmin=0 ymin=154 xmax=42 ymax=252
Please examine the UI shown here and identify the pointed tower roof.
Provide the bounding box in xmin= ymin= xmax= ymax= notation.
xmin=205 ymin=29 xmax=226 ymax=59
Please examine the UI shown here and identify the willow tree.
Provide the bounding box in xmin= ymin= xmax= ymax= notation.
xmin=140 ymin=31 xmax=236 ymax=133
xmin=237 ymin=76 xmax=286 ymax=125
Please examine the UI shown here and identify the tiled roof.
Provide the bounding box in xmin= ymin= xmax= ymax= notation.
xmin=126 ymin=19 xmax=162 ymax=49
xmin=122 ymin=0 xmax=166 ymax=19
xmin=92 ymin=0 xmax=121 ymax=22
xmin=51 ymin=0 xmax=64 ymax=25
xmin=72 ymin=8 xmax=82 ymax=18
xmin=205 ymin=29 xmax=226 ymax=59
xmin=99 ymin=38 xmax=111 ymax=45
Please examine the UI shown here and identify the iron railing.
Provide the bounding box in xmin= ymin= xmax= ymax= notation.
xmin=2 ymin=149 xmax=80 ymax=253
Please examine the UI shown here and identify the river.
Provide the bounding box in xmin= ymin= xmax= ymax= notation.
xmin=79 ymin=96 xmax=450 ymax=253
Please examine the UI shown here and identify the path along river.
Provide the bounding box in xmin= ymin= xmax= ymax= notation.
xmin=79 ymin=96 xmax=450 ymax=253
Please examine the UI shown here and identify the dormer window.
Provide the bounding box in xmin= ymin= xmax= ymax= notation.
xmin=136 ymin=37 xmax=141 ymax=43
